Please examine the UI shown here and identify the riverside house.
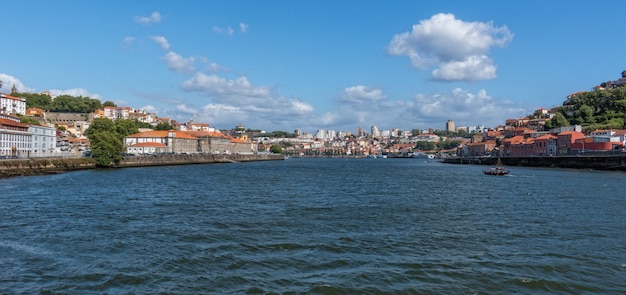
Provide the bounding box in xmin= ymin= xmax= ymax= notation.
xmin=124 ymin=129 xmax=254 ymax=155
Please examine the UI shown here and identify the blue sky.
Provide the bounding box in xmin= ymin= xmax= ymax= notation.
xmin=1 ymin=1 xmax=624 ymax=133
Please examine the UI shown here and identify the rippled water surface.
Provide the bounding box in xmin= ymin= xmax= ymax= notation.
xmin=1 ymin=158 xmax=626 ymax=294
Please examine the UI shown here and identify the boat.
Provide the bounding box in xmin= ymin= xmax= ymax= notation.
xmin=483 ymin=157 xmax=509 ymax=175
xmin=411 ymin=152 xmax=435 ymax=159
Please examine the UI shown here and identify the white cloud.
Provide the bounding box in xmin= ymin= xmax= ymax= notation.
xmin=123 ymin=36 xmax=135 ymax=46
xmin=181 ymin=73 xmax=271 ymax=99
xmin=431 ymin=55 xmax=497 ymax=81
xmin=0 ymin=73 xmax=36 ymax=93
xmin=239 ymin=22 xmax=249 ymax=33
xmin=180 ymin=73 xmax=316 ymax=130
xmin=49 ymin=88 xmax=101 ymax=99
xmin=387 ymin=13 xmax=513 ymax=81
xmin=340 ymin=85 xmax=386 ymax=103
xmin=207 ymin=62 xmax=228 ymax=72
xmin=151 ymin=36 xmax=170 ymax=51
xmin=162 ymin=51 xmax=196 ymax=73
xmin=409 ymin=88 xmax=523 ymax=127
xmin=134 ymin=12 xmax=161 ymax=25
xmin=310 ymin=87 xmax=526 ymax=131
xmin=140 ymin=105 xmax=158 ymax=113
xmin=213 ymin=26 xmax=235 ymax=36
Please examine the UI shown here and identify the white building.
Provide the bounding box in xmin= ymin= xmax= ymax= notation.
xmin=315 ymin=129 xmax=337 ymax=140
xmin=0 ymin=93 xmax=26 ymax=115
xmin=30 ymin=125 xmax=57 ymax=158
xmin=0 ymin=116 xmax=31 ymax=158
xmin=371 ymin=125 xmax=380 ymax=137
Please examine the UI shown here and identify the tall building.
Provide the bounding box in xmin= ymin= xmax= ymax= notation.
xmin=371 ymin=125 xmax=380 ymax=137
xmin=356 ymin=127 xmax=365 ymax=137
xmin=446 ymin=120 xmax=455 ymax=132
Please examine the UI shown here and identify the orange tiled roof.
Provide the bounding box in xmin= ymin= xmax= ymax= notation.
xmin=127 ymin=130 xmax=198 ymax=139
xmin=130 ymin=142 xmax=168 ymax=147
xmin=0 ymin=118 xmax=29 ymax=128
xmin=502 ymin=135 xmax=525 ymax=144
xmin=181 ymin=130 xmax=228 ymax=138
xmin=2 ymin=94 xmax=23 ymax=101
xmin=535 ymin=134 xmax=558 ymax=140
xmin=230 ymin=137 xmax=248 ymax=143
xmin=559 ymin=130 xmax=583 ymax=135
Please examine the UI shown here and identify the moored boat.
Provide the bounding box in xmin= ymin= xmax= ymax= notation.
xmin=483 ymin=157 xmax=509 ymax=175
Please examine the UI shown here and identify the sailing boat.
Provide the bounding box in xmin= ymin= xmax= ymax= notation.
xmin=483 ymin=157 xmax=509 ymax=175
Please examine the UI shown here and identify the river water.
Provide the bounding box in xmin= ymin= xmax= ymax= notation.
xmin=1 ymin=158 xmax=625 ymax=294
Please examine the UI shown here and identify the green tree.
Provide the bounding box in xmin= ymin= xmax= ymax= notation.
xmin=89 ymin=131 xmax=123 ymax=167
xmin=547 ymin=112 xmax=570 ymax=129
xmin=154 ymin=122 xmax=173 ymax=130
xmin=20 ymin=92 xmax=53 ymax=110
xmin=103 ymin=100 xmax=116 ymax=107
xmin=440 ymin=140 xmax=462 ymax=150
xmin=84 ymin=118 xmax=115 ymax=137
xmin=269 ymin=144 xmax=283 ymax=153
xmin=415 ymin=141 xmax=435 ymax=151
xmin=115 ymin=119 xmax=140 ymax=141
xmin=577 ymin=105 xmax=595 ymax=124
xmin=49 ymin=95 xmax=102 ymax=113
xmin=17 ymin=114 xmax=41 ymax=125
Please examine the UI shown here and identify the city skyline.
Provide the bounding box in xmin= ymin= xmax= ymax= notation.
xmin=0 ymin=1 xmax=623 ymax=133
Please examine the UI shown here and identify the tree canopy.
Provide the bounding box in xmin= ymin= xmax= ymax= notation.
xmin=558 ymin=87 xmax=626 ymax=131
xmin=89 ymin=131 xmax=123 ymax=167
xmin=84 ymin=118 xmax=139 ymax=167
xmin=19 ymin=92 xmax=103 ymax=113
xmin=269 ymin=144 xmax=283 ymax=153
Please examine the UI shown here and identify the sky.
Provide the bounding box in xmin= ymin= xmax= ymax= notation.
xmin=1 ymin=1 xmax=624 ymax=134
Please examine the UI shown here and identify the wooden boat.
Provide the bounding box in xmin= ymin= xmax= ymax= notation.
xmin=483 ymin=157 xmax=509 ymax=175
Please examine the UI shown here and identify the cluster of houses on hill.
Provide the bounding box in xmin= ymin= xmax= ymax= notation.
xmin=1 ymin=93 xmax=256 ymax=158
xmin=458 ymin=116 xmax=626 ymax=158
xmin=3 ymin=81 xmax=626 ymax=159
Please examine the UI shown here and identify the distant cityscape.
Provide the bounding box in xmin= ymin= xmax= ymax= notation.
xmin=2 ymin=71 xmax=626 ymax=159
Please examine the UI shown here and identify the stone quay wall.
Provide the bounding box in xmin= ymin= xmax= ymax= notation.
xmin=443 ymin=154 xmax=626 ymax=171
xmin=0 ymin=154 xmax=284 ymax=178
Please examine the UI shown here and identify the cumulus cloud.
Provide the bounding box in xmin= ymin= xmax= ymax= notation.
xmin=207 ymin=62 xmax=228 ymax=72
xmin=239 ymin=22 xmax=249 ymax=33
xmin=180 ymin=73 xmax=316 ymax=130
xmin=431 ymin=55 xmax=497 ymax=81
xmin=151 ymin=36 xmax=170 ymax=50
xmin=387 ymin=13 xmax=513 ymax=81
xmin=313 ymin=86 xmax=526 ymax=131
xmin=134 ymin=12 xmax=161 ymax=25
xmin=213 ymin=26 xmax=235 ymax=36
xmin=181 ymin=73 xmax=271 ymax=100
xmin=0 ymin=73 xmax=36 ymax=93
xmin=339 ymin=85 xmax=386 ymax=103
xmin=162 ymin=51 xmax=196 ymax=73
xmin=409 ymin=88 xmax=523 ymax=127
xmin=140 ymin=104 xmax=158 ymax=113
xmin=49 ymin=88 xmax=101 ymax=99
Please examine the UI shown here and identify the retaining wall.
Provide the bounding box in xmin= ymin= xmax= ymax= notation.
xmin=0 ymin=154 xmax=284 ymax=178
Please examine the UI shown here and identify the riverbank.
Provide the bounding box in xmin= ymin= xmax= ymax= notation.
xmin=442 ymin=154 xmax=626 ymax=171
xmin=0 ymin=153 xmax=284 ymax=178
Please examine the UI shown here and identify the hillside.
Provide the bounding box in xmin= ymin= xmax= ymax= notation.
xmin=555 ymin=70 xmax=626 ymax=132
